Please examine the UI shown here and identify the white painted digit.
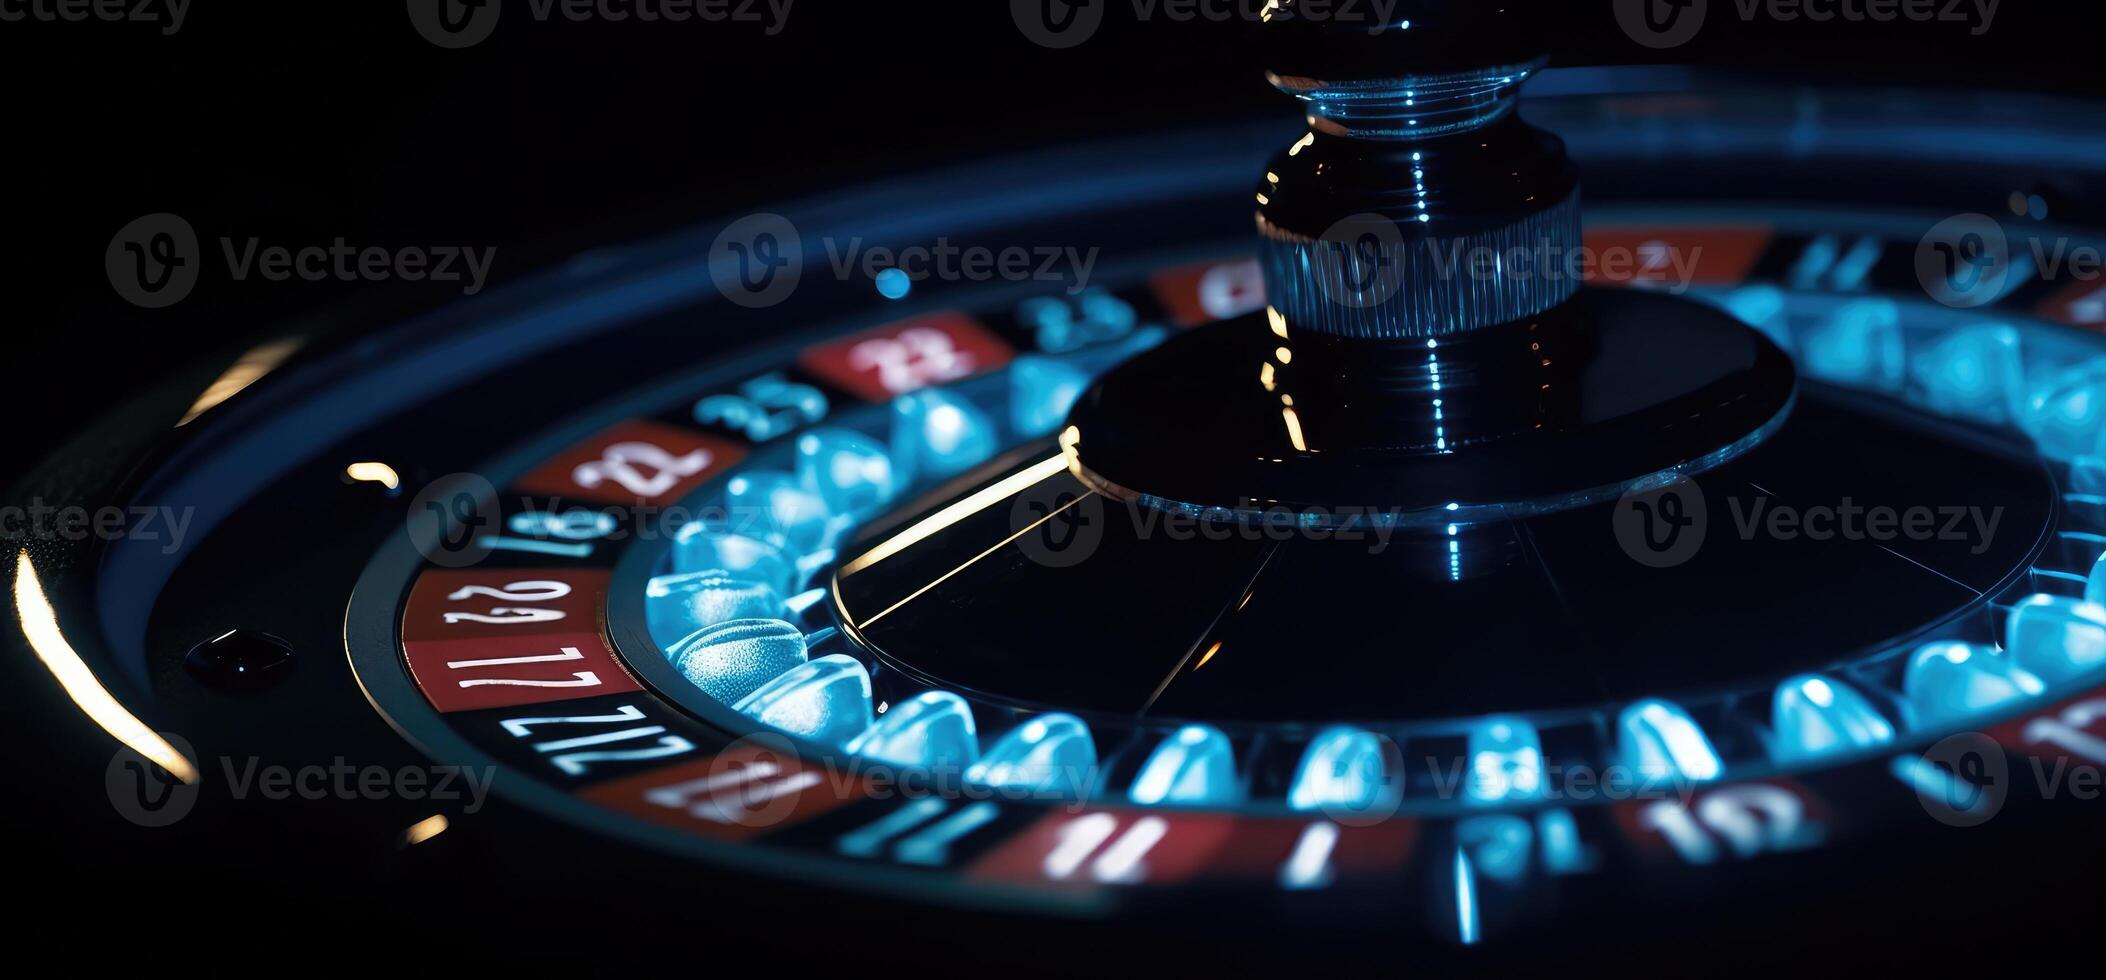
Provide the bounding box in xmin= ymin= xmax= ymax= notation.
xmin=447 ymin=581 xmax=573 ymax=603
xmin=643 ymin=761 xmax=823 ymax=824
xmin=837 ymin=800 xmax=999 ymax=866
xmin=896 ymin=804 xmax=1000 ymax=866
xmin=1638 ymin=785 xmax=1819 ymax=865
xmin=838 ymin=798 xmax=949 ymax=858
xmin=1041 ymin=813 xmax=1168 ymax=884
xmin=443 ymin=607 xmax=568 ymax=626
xmin=1279 ymin=822 xmax=1340 ymax=891
xmin=847 ymin=327 xmax=975 ymax=395
xmin=457 ymin=671 xmax=601 ymax=689
xmin=1197 ymin=259 xmax=1264 ymax=320
xmin=2063 ymin=284 xmax=2106 ymax=324
xmin=493 ymin=704 xmax=696 ymax=777
xmin=501 ymin=704 xmax=649 ymax=737
xmin=2023 ymin=698 xmax=2106 ymax=765
xmin=549 ymin=736 xmax=696 ymax=777
xmin=446 ymin=646 xmax=584 ymax=670
xmin=572 ymin=442 xmax=713 ymax=497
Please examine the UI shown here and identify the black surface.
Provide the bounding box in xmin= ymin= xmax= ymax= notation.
xmin=1069 ymin=288 xmax=1797 ymax=517
xmin=9 ymin=3 xmax=2106 ymax=972
xmin=846 ymin=385 xmax=2051 ymax=725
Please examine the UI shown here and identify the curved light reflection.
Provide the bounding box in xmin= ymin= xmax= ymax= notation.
xmin=13 ymin=550 xmax=198 ymax=784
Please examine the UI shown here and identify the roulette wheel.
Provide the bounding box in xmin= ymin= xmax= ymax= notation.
xmin=10 ymin=1 xmax=2106 ymax=969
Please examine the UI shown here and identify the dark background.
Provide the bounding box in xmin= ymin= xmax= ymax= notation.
xmin=1 ymin=0 xmax=2101 ymax=968
xmin=1 ymin=0 xmax=2099 ymax=479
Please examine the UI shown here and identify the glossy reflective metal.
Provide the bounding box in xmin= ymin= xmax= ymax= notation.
xmin=1065 ymin=289 xmax=1797 ymax=525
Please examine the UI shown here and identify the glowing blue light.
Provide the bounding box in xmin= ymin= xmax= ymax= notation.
xmin=783 ymin=586 xmax=828 ymax=620
xmin=2071 ymin=456 xmax=2106 ymax=495
xmin=1453 ymin=849 xmax=1481 ymax=946
xmin=875 ymin=268 xmax=911 ymax=300
xmin=1016 ymin=290 xmax=1139 ymax=354
xmin=1008 ymin=357 xmax=1091 ymax=438
xmin=732 ymin=653 xmax=874 ymax=749
xmin=1618 ymin=698 xmax=1723 ymax=784
xmin=667 ymin=618 xmax=808 ymax=705
xmin=1890 ymin=754 xmax=1999 ymax=822
xmin=1279 ymin=821 xmax=1340 ymax=891
xmin=1128 ymin=725 xmax=1240 ymax=806
xmin=2004 ymin=593 xmax=2106 ymax=683
xmin=1799 ymin=299 xmax=1904 ymax=390
xmin=2087 ymin=553 xmax=2106 ymax=607
xmin=1831 ymin=236 xmax=1882 ymax=291
xmin=645 ymin=571 xmax=785 ymax=648
xmin=509 ymin=509 xmax=617 ymax=541
xmin=1902 ymin=641 xmax=2045 ymax=729
xmin=1465 ymin=717 xmax=1545 ymax=805
xmin=723 ymin=470 xmax=838 ymax=555
xmin=1910 ymin=324 xmax=2023 ymax=424
xmin=1770 ymin=674 xmax=1895 ymax=762
xmin=967 ymin=713 xmax=1097 ymax=799
xmin=795 ymin=428 xmax=898 ymax=520
xmin=1535 ymin=809 xmax=1595 ymax=874
xmin=848 ymin=690 xmax=979 ymax=770
xmin=1287 ymin=726 xmax=1392 ymax=815
xmin=2019 ymin=360 xmax=2106 ymax=461
xmin=890 ymin=388 xmax=998 ymax=485
xmin=1720 ymin=284 xmax=1788 ymax=349
xmin=1457 ymin=814 xmax=1533 ymax=883
xmin=671 ymin=523 xmax=798 ymax=594
xmin=1789 ymin=235 xmax=1839 ymax=289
